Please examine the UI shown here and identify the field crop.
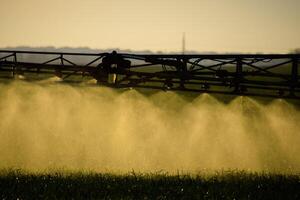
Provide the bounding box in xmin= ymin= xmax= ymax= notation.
xmin=0 ymin=170 xmax=299 ymax=199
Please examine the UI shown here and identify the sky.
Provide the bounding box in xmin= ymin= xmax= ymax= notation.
xmin=0 ymin=0 xmax=300 ymax=53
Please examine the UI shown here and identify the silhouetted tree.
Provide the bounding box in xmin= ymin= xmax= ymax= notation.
xmin=290 ymin=48 xmax=300 ymax=54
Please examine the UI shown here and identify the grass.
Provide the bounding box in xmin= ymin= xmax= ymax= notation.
xmin=0 ymin=170 xmax=299 ymax=199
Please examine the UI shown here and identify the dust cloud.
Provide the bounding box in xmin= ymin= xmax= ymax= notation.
xmin=0 ymin=80 xmax=300 ymax=173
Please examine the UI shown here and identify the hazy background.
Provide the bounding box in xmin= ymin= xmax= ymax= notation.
xmin=1 ymin=0 xmax=300 ymax=53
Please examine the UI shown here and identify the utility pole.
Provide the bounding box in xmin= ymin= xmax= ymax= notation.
xmin=182 ymin=32 xmax=186 ymax=55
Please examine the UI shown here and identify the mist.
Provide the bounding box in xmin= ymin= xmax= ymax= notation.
xmin=0 ymin=80 xmax=300 ymax=173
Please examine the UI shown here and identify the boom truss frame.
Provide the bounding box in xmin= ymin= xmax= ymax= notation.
xmin=0 ymin=50 xmax=299 ymax=99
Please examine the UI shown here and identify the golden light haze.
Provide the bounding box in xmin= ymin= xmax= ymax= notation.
xmin=0 ymin=0 xmax=300 ymax=53
xmin=0 ymin=81 xmax=300 ymax=172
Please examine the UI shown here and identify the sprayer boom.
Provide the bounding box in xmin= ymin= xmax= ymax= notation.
xmin=0 ymin=50 xmax=299 ymax=99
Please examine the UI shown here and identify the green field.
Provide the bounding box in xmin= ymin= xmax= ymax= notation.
xmin=0 ymin=170 xmax=299 ymax=199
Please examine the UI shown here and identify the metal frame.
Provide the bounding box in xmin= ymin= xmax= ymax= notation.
xmin=0 ymin=50 xmax=299 ymax=99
